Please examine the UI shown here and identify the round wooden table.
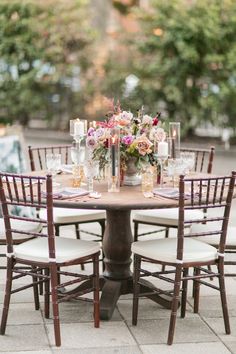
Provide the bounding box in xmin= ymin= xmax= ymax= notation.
xmin=53 ymin=175 xmax=178 ymax=320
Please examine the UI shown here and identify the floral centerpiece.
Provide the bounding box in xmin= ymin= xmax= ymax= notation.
xmin=86 ymin=103 xmax=167 ymax=182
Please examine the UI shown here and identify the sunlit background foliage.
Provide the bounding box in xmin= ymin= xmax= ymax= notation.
xmin=0 ymin=0 xmax=236 ymax=137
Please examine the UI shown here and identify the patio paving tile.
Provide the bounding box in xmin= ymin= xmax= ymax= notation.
xmin=1 ymin=352 xmax=52 ymax=354
xmin=52 ymin=346 xmax=142 ymax=354
xmin=46 ymin=321 xmax=136 ymax=349
xmin=0 ymin=303 xmax=44 ymax=325
xmin=45 ymin=300 xmax=122 ymax=324
xmin=117 ymin=298 xmax=195 ymax=321
xmin=204 ymin=317 xmax=236 ymax=342
xmin=128 ymin=317 xmax=219 ymax=344
xmin=0 ymin=324 xmax=50 ymax=351
xmin=224 ymin=342 xmax=236 ymax=353
xmin=188 ymin=295 xmax=236 ymax=318
xmin=140 ymin=342 xmax=232 ymax=354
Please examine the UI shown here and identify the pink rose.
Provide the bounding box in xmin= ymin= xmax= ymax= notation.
xmin=86 ymin=136 xmax=97 ymax=150
xmin=134 ymin=135 xmax=153 ymax=156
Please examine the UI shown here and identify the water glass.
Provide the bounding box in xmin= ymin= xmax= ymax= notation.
xmin=180 ymin=152 xmax=195 ymax=174
xmin=83 ymin=160 xmax=99 ymax=192
xmin=142 ymin=167 xmax=154 ymax=193
xmin=46 ymin=153 xmax=61 ymax=176
xmin=168 ymin=158 xmax=185 ymax=187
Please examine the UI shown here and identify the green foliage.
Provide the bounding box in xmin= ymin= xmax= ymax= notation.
xmin=0 ymin=0 xmax=95 ymax=127
xmin=104 ymin=0 xmax=236 ymax=134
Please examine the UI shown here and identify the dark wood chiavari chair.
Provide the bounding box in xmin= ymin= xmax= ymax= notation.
xmin=133 ymin=146 xmax=215 ymax=241
xmin=28 ymin=145 xmax=106 ymax=244
xmin=132 ymin=171 xmax=236 ymax=345
xmin=0 ymin=172 xmax=100 ymax=347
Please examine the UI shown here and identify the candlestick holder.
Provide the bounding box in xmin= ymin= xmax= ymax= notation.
xmin=108 ymin=127 xmax=120 ymax=192
xmin=157 ymin=156 xmax=167 ymax=188
xmin=169 ymin=122 xmax=180 ymax=158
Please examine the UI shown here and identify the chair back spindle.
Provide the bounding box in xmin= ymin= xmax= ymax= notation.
xmin=0 ymin=172 xmax=54 ymax=259
xmin=28 ymin=145 xmax=71 ymax=171
xmin=176 ymin=172 xmax=236 ymax=262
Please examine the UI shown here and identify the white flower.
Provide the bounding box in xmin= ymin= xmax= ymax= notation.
xmin=142 ymin=114 xmax=153 ymax=125
xmin=152 ymin=127 xmax=166 ymax=142
xmin=115 ymin=111 xmax=133 ymax=126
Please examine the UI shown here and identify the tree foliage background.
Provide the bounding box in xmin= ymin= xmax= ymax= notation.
xmin=103 ymin=0 xmax=236 ymax=134
xmin=1 ymin=0 xmax=236 ymax=134
xmin=0 ymin=0 xmax=95 ymax=128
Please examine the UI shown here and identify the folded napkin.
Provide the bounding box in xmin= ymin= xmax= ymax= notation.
xmin=153 ymin=188 xmax=197 ymax=200
xmin=60 ymin=164 xmax=73 ymax=174
xmin=153 ymin=188 xmax=179 ymax=199
xmin=42 ymin=187 xmax=89 ymax=200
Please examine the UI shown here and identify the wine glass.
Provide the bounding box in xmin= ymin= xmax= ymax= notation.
xmin=168 ymin=158 xmax=186 ymax=187
xmin=46 ymin=153 xmax=61 ymax=175
xmin=83 ymin=160 xmax=99 ymax=193
xmin=46 ymin=153 xmax=61 ymax=187
xmin=180 ymin=152 xmax=195 ymax=175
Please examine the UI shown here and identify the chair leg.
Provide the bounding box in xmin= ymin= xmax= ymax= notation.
xmin=132 ymin=254 xmax=141 ymax=325
xmin=39 ymin=268 xmax=44 ymax=296
xmin=161 ymin=228 xmax=170 ymax=272
xmin=181 ymin=268 xmax=189 ymax=318
xmin=99 ymin=220 xmax=106 ymax=272
xmin=32 ymin=266 xmax=40 ymax=310
xmin=167 ymin=265 xmax=182 ymax=345
xmin=44 ymin=268 xmax=50 ymax=319
xmin=218 ymin=261 xmax=230 ymax=334
xmin=55 ymin=225 xmax=60 ymax=236
xmin=75 ymin=224 xmax=85 ymax=271
xmin=1 ymin=257 xmax=14 ymax=335
xmin=193 ymin=267 xmax=201 ymax=313
xmin=93 ymin=254 xmax=100 ymax=328
xmin=50 ymin=263 xmax=61 ymax=347
xmin=134 ymin=221 xmax=138 ymax=242
xmin=75 ymin=223 xmax=80 ymax=240
xmin=165 ymin=228 xmax=169 ymax=239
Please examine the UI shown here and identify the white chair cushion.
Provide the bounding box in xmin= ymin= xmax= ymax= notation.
xmin=0 ymin=218 xmax=42 ymax=242
xmin=133 ymin=208 xmax=204 ymax=227
xmin=132 ymin=238 xmax=218 ymax=264
xmin=191 ymin=222 xmax=236 ymax=247
xmin=39 ymin=208 xmax=106 ymax=224
xmin=14 ymin=237 xmax=100 ymax=263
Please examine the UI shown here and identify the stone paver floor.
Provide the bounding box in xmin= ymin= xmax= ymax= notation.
xmin=0 ymin=220 xmax=236 ymax=354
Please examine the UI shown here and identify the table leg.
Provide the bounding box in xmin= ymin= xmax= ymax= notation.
xmin=100 ymin=210 xmax=132 ymax=319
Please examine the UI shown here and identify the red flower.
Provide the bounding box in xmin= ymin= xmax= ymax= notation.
xmin=153 ymin=117 xmax=159 ymax=126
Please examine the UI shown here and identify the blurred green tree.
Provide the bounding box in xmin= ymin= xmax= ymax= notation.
xmin=0 ymin=0 xmax=95 ymax=128
xmin=103 ymin=0 xmax=236 ymax=134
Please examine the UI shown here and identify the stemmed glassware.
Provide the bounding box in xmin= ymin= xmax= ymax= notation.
xmin=180 ymin=152 xmax=195 ymax=175
xmin=168 ymin=158 xmax=188 ymax=187
xmin=83 ymin=159 xmax=99 ymax=193
xmin=46 ymin=153 xmax=62 ymax=187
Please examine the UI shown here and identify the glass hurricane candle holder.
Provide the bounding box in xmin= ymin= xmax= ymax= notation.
xmin=169 ymin=122 xmax=180 ymax=158
xmin=108 ymin=127 xmax=120 ymax=192
xmin=70 ymin=118 xmax=88 ymax=142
